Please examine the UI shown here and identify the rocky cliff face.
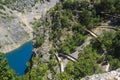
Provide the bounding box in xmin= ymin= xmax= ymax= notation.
xmin=82 ymin=69 xmax=120 ymax=80
xmin=0 ymin=0 xmax=58 ymax=53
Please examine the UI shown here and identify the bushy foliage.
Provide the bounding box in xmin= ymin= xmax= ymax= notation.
xmin=95 ymin=0 xmax=120 ymax=14
xmin=0 ymin=53 xmax=17 ymax=80
xmin=35 ymin=36 xmax=44 ymax=47
xmin=57 ymin=46 xmax=103 ymax=79
xmin=91 ymin=31 xmax=120 ymax=70
xmin=0 ymin=0 xmax=120 ymax=80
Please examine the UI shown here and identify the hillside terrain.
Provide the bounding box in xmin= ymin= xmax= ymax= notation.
xmin=0 ymin=0 xmax=120 ymax=80
xmin=32 ymin=0 xmax=120 ymax=79
xmin=0 ymin=0 xmax=58 ymax=53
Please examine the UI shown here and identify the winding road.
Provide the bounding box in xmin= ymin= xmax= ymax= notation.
xmin=59 ymin=22 xmax=116 ymax=72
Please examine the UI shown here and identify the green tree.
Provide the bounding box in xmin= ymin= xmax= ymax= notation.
xmin=18 ymin=57 xmax=49 ymax=80
xmin=112 ymin=31 xmax=120 ymax=59
xmin=55 ymin=72 xmax=73 ymax=80
xmin=91 ymin=30 xmax=120 ymax=70
xmin=62 ymin=0 xmax=73 ymax=9
xmin=65 ymin=46 xmax=102 ymax=79
xmin=95 ymin=0 xmax=116 ymax=14
xmin=35 ymin=36 xmax=44 ymax=47
xmin=79 ymin=10 xmax=101 ymax=29
xmin=114 ymin=0 xmax=120 ymax=14
xmin=0 ymin=53 xmax=17 ymax=80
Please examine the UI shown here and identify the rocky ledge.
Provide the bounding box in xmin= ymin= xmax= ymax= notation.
xmin=82 ymin=69 xmax=120 ymax=80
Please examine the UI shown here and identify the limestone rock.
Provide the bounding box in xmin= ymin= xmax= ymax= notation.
xmin=82 ymin=68 xmax=120 ymax=80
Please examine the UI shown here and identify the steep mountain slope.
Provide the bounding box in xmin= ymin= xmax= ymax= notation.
xmin=32 ymin=0 xmax=120 ymax=79
xmin=0 ymin=0 xmax=120 ymax=80
xmin=0 ymin=0 xmax=58 ymax=53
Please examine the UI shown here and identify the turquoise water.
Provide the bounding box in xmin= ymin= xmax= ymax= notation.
xmin=5 ymin=41 xmax=33 ymax=75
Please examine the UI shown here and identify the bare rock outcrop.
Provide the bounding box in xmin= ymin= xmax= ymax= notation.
xmin=82 ymin=69 xmax=120 ymax=80
xmin=0 ymin=0 xmax=59 ymax=53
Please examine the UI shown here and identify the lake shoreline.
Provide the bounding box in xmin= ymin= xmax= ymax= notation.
xmin=6 ymin=40 xmax=32 ymax=54
xmin=1 ymin=38 xmax=32 ymax=54
xmin=5 ymin=40 xmax=33 ymax=75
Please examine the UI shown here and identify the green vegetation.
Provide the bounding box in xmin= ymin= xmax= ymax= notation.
xmin=59 ymin=33 xmax=86 ymax=54
xmin=5 ymin=35 xmax=8 ymax=37
xmin=31 ymin=21 xmax=41 ymax=30
xmin=95 ymin=0 xmax=120 ymax=14
xmin=35 ymin=36 xmax=44 ymax=47
xmin=25 ymin=32 xmax=30 ymax=38
xmin=48 ymin=0 xmax=102 ymax=56
xmin=91 ymin=31 xmax=120 ymax=70
xmin=64 ymin=46 xmax=103 ymax=79
xmin=0 ymin=52 xmax=50 ymax=80
xmin=0 ymin=3 xmax=5 ymax=10
xmin=32 ymin=0 xmax=120 ymax=79
xmin=0 ymin=53 xmax=17 ymax=80
xmin=0 ymin=0 xmax=120 ymax=80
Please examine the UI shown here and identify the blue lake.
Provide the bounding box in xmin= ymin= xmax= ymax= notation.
xmin=5 ymin=41 xmax=33 ymax=75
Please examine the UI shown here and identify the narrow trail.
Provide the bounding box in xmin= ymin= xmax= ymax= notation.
xmin=60 ymin=23 xmax=116 ymax=72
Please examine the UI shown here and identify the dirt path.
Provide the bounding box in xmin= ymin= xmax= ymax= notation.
xmin=61 ymin=22 xmax=115 ymax=72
